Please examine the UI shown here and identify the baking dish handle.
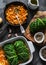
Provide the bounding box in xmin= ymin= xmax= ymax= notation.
xmin=27 ymin=41 xmax=35 ymax=54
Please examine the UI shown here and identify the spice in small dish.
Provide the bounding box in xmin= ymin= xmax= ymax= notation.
xmin=34 ymin=32 xmax=44 ymax=43
xmin=42 ymin=48 xmax=46 ymax=59
xmin=35 ymin=34 xmax=43 ymax=41
xmin=28 ymin=0 xmax=39 ymax=10
xmin=39 ymin=46 xmax=46 ymax=61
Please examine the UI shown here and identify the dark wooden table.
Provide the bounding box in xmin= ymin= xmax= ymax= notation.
xmin=0 ymin=0 xmax=46 ymax=65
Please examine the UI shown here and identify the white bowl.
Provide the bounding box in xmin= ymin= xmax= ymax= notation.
xmin=0 ymin=36 xmax=35 ymax=65
xmin=39 ymin=46 xmax=46 ymax=61
xmin=28 ymin=0 xmax=39 ymax=10
xmin=34 ymin=32 xmax=45 ymax=44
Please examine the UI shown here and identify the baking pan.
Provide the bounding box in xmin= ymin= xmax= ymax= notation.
xmin=0 ymin=36 xmax=35 ymax=65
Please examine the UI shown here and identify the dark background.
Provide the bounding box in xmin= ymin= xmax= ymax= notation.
xmin=0 ymin=0 xmax=46 ymax=65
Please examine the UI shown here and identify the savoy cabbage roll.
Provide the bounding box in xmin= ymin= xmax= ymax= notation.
xmin=3 ymin=44 xmax=18 ymax=65
xmin=14 ymin=40 xmax=30 ymax=62
xmin=42 ymin=18 xmax=46 ymax=26
xmin=30 ymin=18 xmax=46 ymax=34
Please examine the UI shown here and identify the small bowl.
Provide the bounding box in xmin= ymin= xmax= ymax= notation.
xmin=39 ymin=46 xmax=46 ymax=61
xmin=34 ymin=32 xmax=45 ymax=44
xmin=28 ymin=0 xmax=39 ymax=10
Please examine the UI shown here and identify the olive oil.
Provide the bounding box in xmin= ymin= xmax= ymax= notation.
xmin=31 ymin=0 xmax=37 ymax=5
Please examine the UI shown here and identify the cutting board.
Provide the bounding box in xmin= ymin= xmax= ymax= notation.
xmin=24 ymin=11 xmax=46 ymax=45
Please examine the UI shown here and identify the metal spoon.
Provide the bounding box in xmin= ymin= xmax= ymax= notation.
xmin=16 ymin=15 xmax=25 ymax=34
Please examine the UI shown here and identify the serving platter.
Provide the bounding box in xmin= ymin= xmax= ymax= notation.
xmin=24 ymin=11 xmax=46 ymax=45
